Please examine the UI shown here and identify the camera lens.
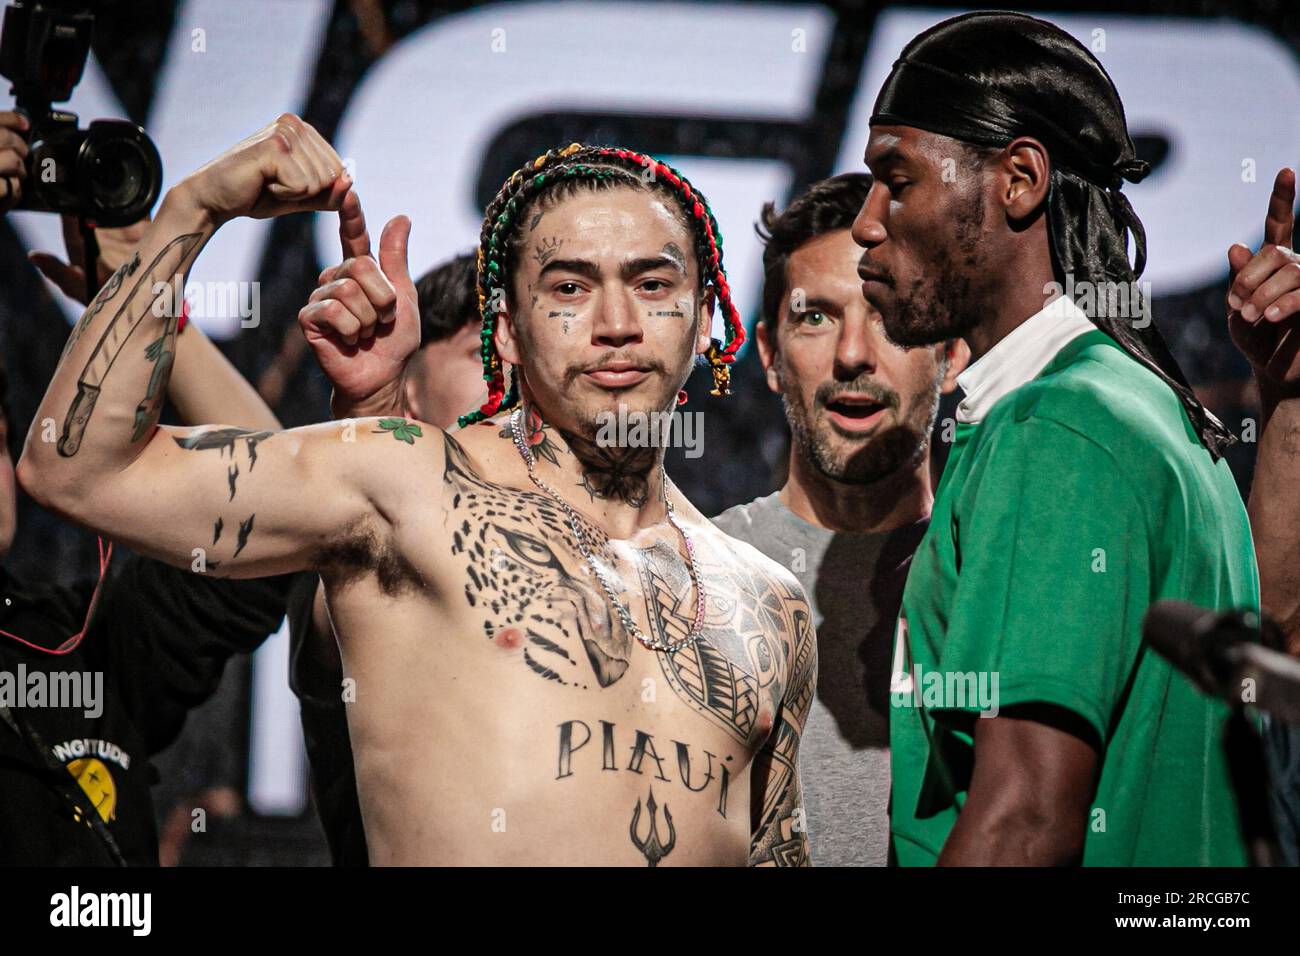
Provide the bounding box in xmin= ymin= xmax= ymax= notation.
xmin=88 ymin=138 xmax=147 ymax=209
xmin=79 ymin=121 xmax=163 ymax=226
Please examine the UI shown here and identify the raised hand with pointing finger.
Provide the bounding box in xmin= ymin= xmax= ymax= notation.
xmin=1226 ymin=167 xmax=1300 ymax=405
xmin=1228 ymin=167 xmax=1300 ymax=657
xmin=298 ymin=188 xmax=421 ymax=416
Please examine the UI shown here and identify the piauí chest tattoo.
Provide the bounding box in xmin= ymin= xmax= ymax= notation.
xmin=441 ymin=433 xmax=800 ymax=748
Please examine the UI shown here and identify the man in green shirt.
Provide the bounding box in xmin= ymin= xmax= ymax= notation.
xmin=888 ymin=300 xmax=1257 ymax=865
xmin=854 ymin=11 xmax=1261 ymax=864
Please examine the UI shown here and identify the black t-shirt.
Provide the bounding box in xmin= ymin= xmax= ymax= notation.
xmin=0 ymin=555 xmax=288 ymax=865
xmin=1264 ymin=716 xmax=1300 ymax=866
xmin=285 ymin=571 xmax=367 ymax=866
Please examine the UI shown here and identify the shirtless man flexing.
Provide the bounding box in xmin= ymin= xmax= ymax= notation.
xmin=18 ymin=115 xmax=816 ymax=867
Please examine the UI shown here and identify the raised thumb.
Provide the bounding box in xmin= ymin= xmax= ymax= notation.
xmin=378 ymin=215 xmax=413 ymax=288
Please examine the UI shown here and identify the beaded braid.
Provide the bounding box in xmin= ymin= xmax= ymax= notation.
xmin=459 ymin=143 xmax=745 ymax=428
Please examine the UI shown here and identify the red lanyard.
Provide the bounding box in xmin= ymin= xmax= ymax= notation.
xmin=0 ymin=536 xmax=114 ymax=655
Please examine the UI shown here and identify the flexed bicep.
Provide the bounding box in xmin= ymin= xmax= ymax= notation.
xmin=38 ymin=416 xmax=444 ymax=580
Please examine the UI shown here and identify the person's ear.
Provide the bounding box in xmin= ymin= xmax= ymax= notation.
xmin=695 ymin=287 xmax=716 ymax=356
xmin=495 ymin=304 xmax=522 ymax=366
xmin=402 ymin=365 xmax=424 ymax=422
xmin=1001 ymin=136 xmax=1051 ymax=222
xmin=755 ymin=320 xmax=783 ymax=395
xmin=939 ymin=338 xmax=969 ymax=394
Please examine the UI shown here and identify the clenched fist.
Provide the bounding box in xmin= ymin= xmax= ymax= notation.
xmin=177 ymin=113 xmax=350 ymax=226
xmin=30 ymin=214 xmax=150 ymax=305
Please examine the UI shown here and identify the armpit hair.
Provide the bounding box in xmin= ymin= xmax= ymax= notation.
xmin=314 ymin=513 xmax=423 ymax=598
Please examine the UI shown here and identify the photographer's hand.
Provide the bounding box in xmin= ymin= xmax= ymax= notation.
xmin=30 ymin=214 xmax=150 ymax=305
xmin=0 ymin=110 xmax=30 ymax=213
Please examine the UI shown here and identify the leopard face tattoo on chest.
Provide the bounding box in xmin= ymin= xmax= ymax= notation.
xmin=441 ymin=433 xmax=804 ymax=747
xmin=444 ymin=431 xmax=627 ymax=688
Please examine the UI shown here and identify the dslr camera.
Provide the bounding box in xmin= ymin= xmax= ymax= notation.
xmin=0 ymin=0 xmax=161 ymax=226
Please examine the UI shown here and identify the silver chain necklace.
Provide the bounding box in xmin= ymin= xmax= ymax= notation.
xmin=509 ymin=407 xmax=707 ymax=654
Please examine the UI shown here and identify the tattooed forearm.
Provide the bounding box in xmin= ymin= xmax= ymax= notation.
xmin=132 ymin=321 xmax=178 ymax=441
xmin=60 ymin=251 xmax=141 ymax=361
xmin=57 ymin=233 xmax=205 ymax=457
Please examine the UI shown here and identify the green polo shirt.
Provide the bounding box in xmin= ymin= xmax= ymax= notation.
xmin=890 ymin=329 xmax=1258 ymax=866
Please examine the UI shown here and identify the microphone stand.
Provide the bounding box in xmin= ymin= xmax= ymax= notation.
xmin=1143 ymin=602 xmax=1300 ymax=866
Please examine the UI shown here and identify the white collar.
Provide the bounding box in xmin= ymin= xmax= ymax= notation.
xmin=955 ymin=296 xmax=1097 ymax=424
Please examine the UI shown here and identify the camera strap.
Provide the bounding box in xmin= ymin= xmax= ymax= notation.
xmin=79 ymin=215 xmax=100 ymax=303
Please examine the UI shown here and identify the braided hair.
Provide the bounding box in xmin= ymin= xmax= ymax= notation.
xmin=458 ymin=143 xmax=745 ymax=428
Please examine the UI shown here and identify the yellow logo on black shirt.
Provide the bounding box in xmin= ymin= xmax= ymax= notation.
xmin=67 ymin=757 xmax=117 ymax=824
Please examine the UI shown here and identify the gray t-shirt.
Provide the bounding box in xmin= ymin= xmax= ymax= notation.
xmin=712 ymin=492 xmax=926 ymax=866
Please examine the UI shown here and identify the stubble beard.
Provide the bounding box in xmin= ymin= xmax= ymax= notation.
xmin=516 ymin=305 xmax=698 ymax=509
xmin=879 ymin=190 xmax=988 ymax=349
xmin=779 ymin=360 xmax=946 ymax=487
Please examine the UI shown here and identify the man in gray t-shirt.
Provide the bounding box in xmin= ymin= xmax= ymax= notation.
xmin=712 ymin=174 xmax=963 ymax=865
xmin=714 ymin=494 xmax=926 ymax=865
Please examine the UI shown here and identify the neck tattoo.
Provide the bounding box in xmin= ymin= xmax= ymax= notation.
xmin=509 ymin=407 xmax=706 ymax=654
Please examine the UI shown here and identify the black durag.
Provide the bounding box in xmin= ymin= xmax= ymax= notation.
xmin=870 ymin=11 xmax=1233 ymax=458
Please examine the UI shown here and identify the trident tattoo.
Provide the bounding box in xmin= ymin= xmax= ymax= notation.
xmin=629 ymin=788 xmax=676 ymax=867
